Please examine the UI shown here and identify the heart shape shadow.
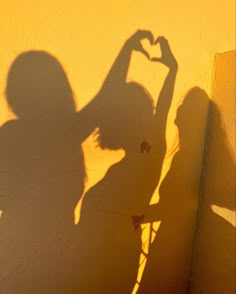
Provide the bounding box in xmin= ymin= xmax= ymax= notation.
xmin=141 ymin=39 xmax=162 ymax=60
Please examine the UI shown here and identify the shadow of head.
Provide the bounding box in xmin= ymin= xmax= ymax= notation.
xmin=5 ymin=51 xmax=75 ymax=122
xmin=175 ymin=87 xmax=209 ymax=137
xmin=96 ymin=81 xmax=154 ymax=152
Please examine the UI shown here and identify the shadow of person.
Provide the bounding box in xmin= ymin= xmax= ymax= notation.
xmin=137 ymin=87 xmax=209 ymax=294
xmin=0 ymin=51 xmax=98 ymax=293
xmin=190 ymin=100 xmax=236 ymax=293
xmin=75 ymin=32 xmax=178 ymax=294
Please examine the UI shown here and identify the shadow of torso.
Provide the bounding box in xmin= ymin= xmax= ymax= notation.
xmin=76 ymin=138 xmax=165 ymax=294
xmin=138 ymin=150 xmax=198 ymax=294
xmin=0 ymin=117 xmax=85 ymax=293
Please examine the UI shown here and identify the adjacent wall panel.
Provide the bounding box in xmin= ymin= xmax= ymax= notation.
xmin=191 ymin=50 xmax=236 ymax=294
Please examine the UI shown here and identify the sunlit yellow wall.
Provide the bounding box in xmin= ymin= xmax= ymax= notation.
xmin=0 ymin=1 xmax=235 ymax=190
xmin=0 ymin=1 xmax=235 ymax=293
xmin=190 ymin=51 xmax=236 ymax=294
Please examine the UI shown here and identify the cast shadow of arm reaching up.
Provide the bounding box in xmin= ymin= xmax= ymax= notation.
xmin=132 ymin=36 xmax=178 ymax=227
xmin=73 ymin=30 xmax=155 ymax=143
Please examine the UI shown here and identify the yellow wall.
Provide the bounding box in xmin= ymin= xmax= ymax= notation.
xmin=0 ymin=1 xmax=235 ymax=293
xmin=190 ymin=51 xmax=236 ymax=294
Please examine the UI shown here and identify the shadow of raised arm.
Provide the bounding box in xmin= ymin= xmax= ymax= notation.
xmin=153 ymin=37 xmax=178 ymax=139
xmin=74 ymin=30 xmax=155 ymax=142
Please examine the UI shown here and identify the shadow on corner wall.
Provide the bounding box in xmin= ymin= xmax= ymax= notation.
xmin=137 ymin=87 xmax=209 ymax=294
xmin=137 ymin=96 xmax=235 ymax=294
xmin=190 ymin=99 xmax=236 ymax=293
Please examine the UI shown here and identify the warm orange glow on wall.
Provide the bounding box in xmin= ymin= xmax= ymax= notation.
xmin=0 ymin=1 xmax=235 ymax=293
